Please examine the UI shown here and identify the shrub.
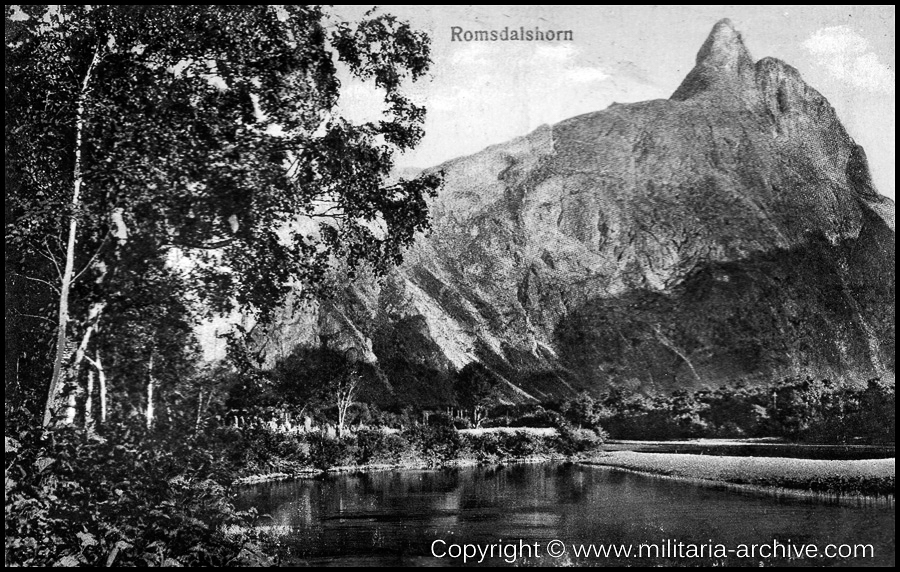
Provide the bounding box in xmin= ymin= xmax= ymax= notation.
xmin=504 ymin=431 xmax=549 ymax=457
xmin=354 ymin=429 xmax=410 ymax=465
xmin=4 ymin=424 xmax=259 ymax=567
xmin=235 ymin=427 xmax=309 ymax=474
xmin=509 ymin=409 xmax=564 ymax=429
xmin=465 ymin=432 xmax=505 ymax=461
xmin=552 ymin=424 xmax=606 ymax=455
xmin=462 ymin=431 xmax=552 ymax=461
xmin=306 ymin=433 xmax=357 ymax=469
xmin=403 ymin=423 xmax=462 ymax=466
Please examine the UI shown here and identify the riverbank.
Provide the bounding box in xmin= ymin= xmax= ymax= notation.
xmin=602 ymin=438 xmax=895 ymax=460
xmin=581 ymin=451 xmax=895 ymax=497
xmin=231 ymin=432 xmax=896 ymax=489
xmin=232 ymin=454 xmax=572 ymax=485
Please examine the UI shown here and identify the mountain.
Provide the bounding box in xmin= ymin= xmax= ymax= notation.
xmin=249 ymin=19 xmax=895 ymax=404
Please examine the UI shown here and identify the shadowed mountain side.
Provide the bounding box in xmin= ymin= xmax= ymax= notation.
xmin=247 ymin=19 xmax=895 ymax=404
xmin=553 ymin=232 xmax=893 ymax=395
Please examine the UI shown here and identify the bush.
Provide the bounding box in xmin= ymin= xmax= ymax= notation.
xmin=403 ymin=423 xmax=462 ymax=466
xmin=235 ymin=426 xmax=309 ymax=474
xmin=354 ymin=429 xmax=410 ymax=465
xmin=508 ymin=408 xmax=564 ymax=429
xmin=552 ymin=424 xmax=606 ymax=455
xmin=4 ymin=423 xmax=260 ymax=567
xmin=307 ymin=433 xmax=357 ymax=470
xmin=504 ymin=431 xmax=549 ymax=457
xmin=462 ymin=431 xmax=552 ymax=461
xmin=464 ymin=432 xmax=505 ymax=461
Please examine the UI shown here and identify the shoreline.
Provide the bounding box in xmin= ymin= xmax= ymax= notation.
xmin=581 ymin=463 xmax=895 ymax=507
xmin=580 ymin=451 xmax=895 ymax=500
xmin=231 ymin=454 xmax=570 ymax=486
xmin=232 ymin=448 xmax=895 ymax=505
xmin=601 ymin=439 xmax=895 ymax=460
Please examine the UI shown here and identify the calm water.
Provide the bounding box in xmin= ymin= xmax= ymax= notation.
xmin=235 ymin=463 xmax=895 ymax=566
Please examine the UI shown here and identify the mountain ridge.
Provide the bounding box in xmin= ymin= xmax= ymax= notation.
xmin=248 ymin=19 xmax=895 ymax=405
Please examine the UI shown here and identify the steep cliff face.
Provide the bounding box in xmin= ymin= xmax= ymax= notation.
xmin=251 ymin=19 xmax=895 ymax=404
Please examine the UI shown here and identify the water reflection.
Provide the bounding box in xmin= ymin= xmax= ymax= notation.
xmin=236 ymin=463 xmax=894 ymax=566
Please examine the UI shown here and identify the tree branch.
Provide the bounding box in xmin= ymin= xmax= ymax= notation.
xmin=12 ymin=272 xmax=61 ymax=294
xmin=72 ymin=234 xmax=110 ymax=284
xmin=166 ymin=237 xmax=235 ymax=250
xmin=14 ymin=312 xmax=56 ymax=326
xmin=36 ymin=239 xmax=64 ymax=281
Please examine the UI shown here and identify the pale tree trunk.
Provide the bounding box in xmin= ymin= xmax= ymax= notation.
xmin=43 ymin=45 xmax=101 ymax=428
xmin=58 ymin=302 xmax=105 ymax=423
xmin=85 ymin=350 xmax=107 ymax=423
xmin=97 ymin=353 xmax=107 ymax=424
xmin=85 ymin=369 xmax=94 ymax=431
xmin=473 ymin=406 xmax=486 ymax=428
xmin=195 ymin=390 xmax=204 ymax=434
xmin=335 ymin=372 xmax=359 ymax=439
xmin=71 ymin=303 xmax=104 ymax=373
xmin=195 ymin=389 xmax=214 ymax=435
xmin=64 ymin=389 xmax=77 ymax=425
xmin=146 ymin=353 xmax=155 ymax=429
xmin=336 ymin=398 xmax=348 ymax=439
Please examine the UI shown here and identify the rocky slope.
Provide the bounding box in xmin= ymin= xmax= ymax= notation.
xmin=250 ymin=19 xmax=895 ymax=404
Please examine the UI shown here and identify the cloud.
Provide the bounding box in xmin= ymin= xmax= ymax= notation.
xmin=444 ymin=41 xmax=608 ymax=93
xmin=803 ymin=25 xmax=869 ymax=55
xmin=449 ymin=43 xmax=491 ymax=66
xmin=803 ymin=26 xmax=894 ymax=93
xmin=413 ymin=41 xmax=611 ymax=123
xmin=533 ymin=43 xmax=578 ymax=62
xmin=566 ymin=67 xmax=609 ymax=83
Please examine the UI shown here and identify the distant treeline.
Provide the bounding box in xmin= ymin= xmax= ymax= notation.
xmin=539 ymin=377 xmax=895 ymax=444
xmin=230 ymin=349 xmax=895 ymax=445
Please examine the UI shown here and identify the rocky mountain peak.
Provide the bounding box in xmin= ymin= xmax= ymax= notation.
xmin=671 ymin=18 xmax=757 ymax=102
xmin=697 ymin=19 xmax=750 ymax=62
xmin=248 ymin=19 xmax=895 ymax=405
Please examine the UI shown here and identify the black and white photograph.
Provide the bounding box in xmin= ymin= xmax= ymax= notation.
xmin=5 ymin=5 xmax=895 ymax=566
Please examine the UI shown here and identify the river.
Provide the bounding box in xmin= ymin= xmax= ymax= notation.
xmin=235 ymin=462 xmax=894 ymax=566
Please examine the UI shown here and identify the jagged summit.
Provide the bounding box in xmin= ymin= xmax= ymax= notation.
xmin=672 ymin=18 xmax=757 ymax=102
xmin=695 ymin=19 xmax=751 ymax=65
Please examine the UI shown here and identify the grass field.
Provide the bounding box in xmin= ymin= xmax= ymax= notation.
xmin=582 ymin=451 xmax=895 ymax=497
xmin=601 ymin=438 xmax=894 ymax=460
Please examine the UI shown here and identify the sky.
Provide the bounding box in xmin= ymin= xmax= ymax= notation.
xmin=332 ymin=5 xmax=895 ymax=200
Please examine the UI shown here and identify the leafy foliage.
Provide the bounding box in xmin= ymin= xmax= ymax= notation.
xmin=5 ymin=423 xmax=255 ymax=567
xmin=5 ymin=5 xmax=443 ymax=567
xmin=578 ymin=377 xmax=895 ymax=443
xmin=6 ymin=4 xmax=442 ymax=428
xmin=453 ymin=362 xmax=504 ymax=426
xmin=7 ymin=5 xmax=441 ymax=316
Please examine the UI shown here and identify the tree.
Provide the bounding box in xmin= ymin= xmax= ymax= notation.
xmin=5 ymin=5 xmax=442 ymax=426
xmin=453 ymin=363 xmax=503 ymax=427
xmin=562 ymin=392 xmax=602 ymax=430
xmin=266 ymin=345 xmax=370 ymax=437
xmin=92 ymin=248 xmax=200 ymax=429
xmin=334 ymin=364 xmax=362 ymax=439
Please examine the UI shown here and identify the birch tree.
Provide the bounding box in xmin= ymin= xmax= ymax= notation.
xmin=6 ymin=5 xmax=441 ymax=427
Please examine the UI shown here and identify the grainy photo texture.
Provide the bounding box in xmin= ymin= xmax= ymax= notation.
xmin=5 ymin=5 xmax=894 ymax=567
